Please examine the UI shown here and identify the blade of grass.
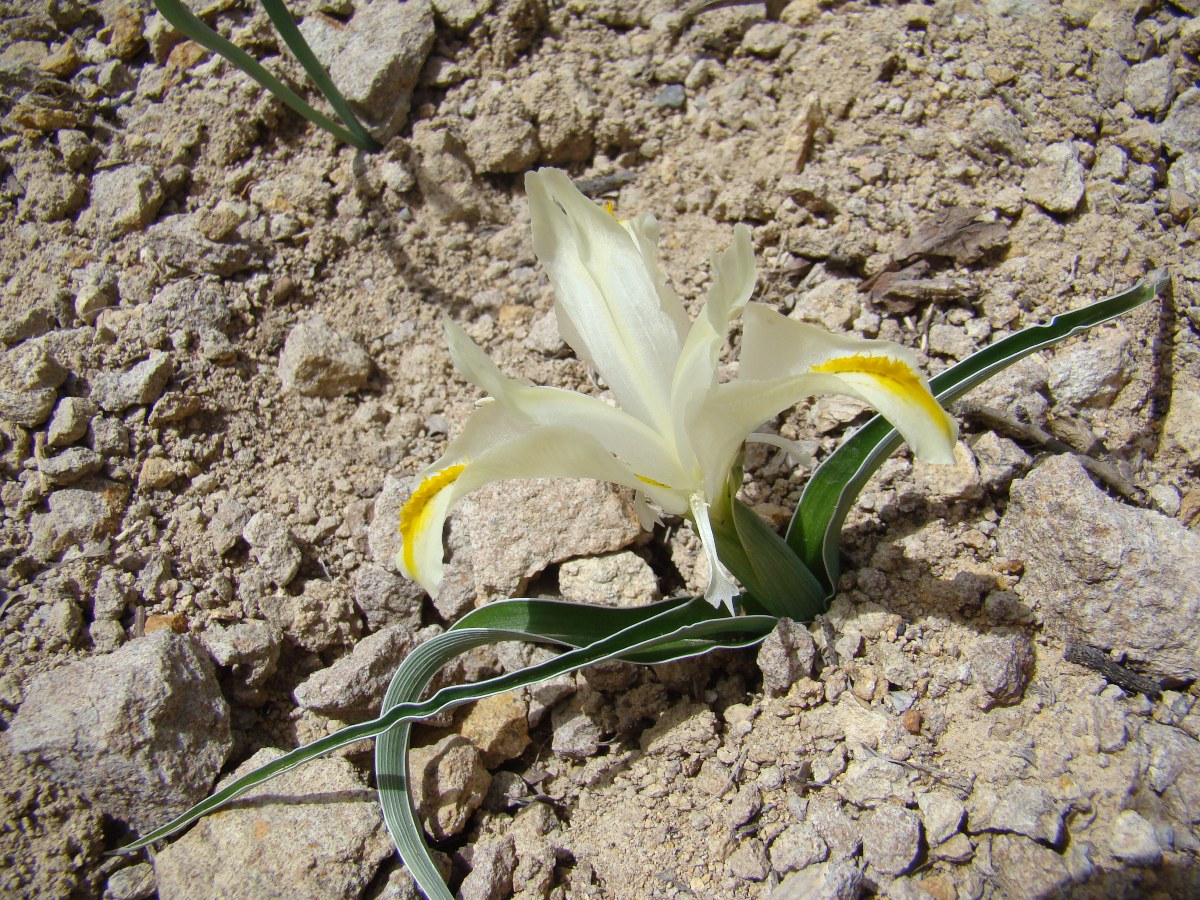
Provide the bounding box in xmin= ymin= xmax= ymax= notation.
xmin=787 ymin=269 xmax=1170 ymax=591
xmin=257 ymin=0 xmax=380 ymax=151
xmin=152 ymin=0 xmax=380 ymax=151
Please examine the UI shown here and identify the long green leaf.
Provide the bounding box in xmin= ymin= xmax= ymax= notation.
xmin=786 ymin=269 xmax=1169 ymax=591
xmin=113 ymin=597 xmax=773 ymax=856
xmin=711 ymin=497 xmax=826 ymax=620
xmin=257 ymin=0 xmax=380 ymax=151
xmin=376 ymin=597 xmax=777 ymax=900
xmin=151 ymin=0 xmax=380 ymax=151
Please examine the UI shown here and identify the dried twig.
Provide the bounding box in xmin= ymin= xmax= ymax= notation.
xmin=1064 ymin=641 xmax=1162 ymax=699
xmin=574 ymin=171 xmax=637 ymax=197
xmin=954 ymin=399 xmax=1145 ymax=503
xmin=859 ymin=744 xmax=974 ymax=795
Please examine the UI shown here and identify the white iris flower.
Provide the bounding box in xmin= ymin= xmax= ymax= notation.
xmin=397 ymin=168 xmax=958 ymax=613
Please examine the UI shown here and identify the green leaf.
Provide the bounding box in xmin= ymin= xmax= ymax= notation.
xmin=113 ymin=596 xmax=774 ymax=860
xmin=376 ymin=597 xmax=778 ymax=900
xmin=711 ymin=497 xmax=827 ymax=620
xmin=151 ymin=0 xmax=381 ymax=151
xmin=786 ymin=269 xmax=1169 ymax=593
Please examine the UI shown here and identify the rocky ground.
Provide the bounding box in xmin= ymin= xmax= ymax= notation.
xmin=2 ymin=0 xmax=1200 ymax=897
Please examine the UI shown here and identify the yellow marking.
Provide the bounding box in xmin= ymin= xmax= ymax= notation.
xmin=398 ymin=464 xmax=466 ymax=578
xmin=603 ymin=199 xmax=617 ymax=217
xmin=636 ymin=474 xmax=672 ymax=490
xmin=811 ymin=354 xmax=954 ymax=440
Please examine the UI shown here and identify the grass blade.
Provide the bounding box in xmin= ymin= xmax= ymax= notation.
xmin=786 ymin=269 xmax=1169 ymax=592
xmin=257 ymin=0 xmax=380 ymax=151
xmin=151 ymin=0 xmax=380 ymax=151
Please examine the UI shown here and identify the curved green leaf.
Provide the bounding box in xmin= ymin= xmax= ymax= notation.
xmin=113 ymin=597 xmax=773 ymax=857
xmin=787 ymin=269 xmax=1169 ymax=592
xmin=376 ymin=597 xmax=777 ymax=900
xmin=711 ymin=497 xmax=826 ymax=620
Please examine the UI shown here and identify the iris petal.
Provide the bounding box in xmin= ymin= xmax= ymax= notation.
xmin=527 ymin=169 xmax=687 ymax=430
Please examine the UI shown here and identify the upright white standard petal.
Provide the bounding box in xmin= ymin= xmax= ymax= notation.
xmin=670 ymin=224 xmax=757 ymax=499
xmin=526 ymin=169 xmax=688 ymax=430
xmin=397 ymin=168 xmax=957 ymax=613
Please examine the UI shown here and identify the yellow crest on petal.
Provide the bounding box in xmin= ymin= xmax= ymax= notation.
xmin=812 ymin=354 xmax=955 ymax=443
xmin=399 ymin=464 xmax=466 ymax=580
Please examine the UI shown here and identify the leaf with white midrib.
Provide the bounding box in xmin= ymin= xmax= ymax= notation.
xmin=113 ymin=596 xmax=774 ymax=858
xmin=787 ymin=269 xmax=1169 ymax=591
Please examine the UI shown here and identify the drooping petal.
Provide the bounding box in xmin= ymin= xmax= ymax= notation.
xmin=746 ymin=432 xmax=813 ymax=468
xmin=396 ymin=408 xmax=679 ymax=596
xmin=705 ymin=303 xmax=958 ymax=468
xmin=526 ymin=169 xmax=687 ymax=430
xmin=669 ymin=224 xmax=756 ymax=471
xmin=442 ymin=318 xmax=688 ymax=490
xmin=689 ymin=493 xmax=740 ymax=614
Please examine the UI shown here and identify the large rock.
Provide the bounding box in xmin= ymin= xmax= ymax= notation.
xmin=756 ymin=618 xmax=818 ymax=697
xmin=153 ymin=748 xmax=392 ymax=899
xmin=1164 ymin=386 xmax=1200 ymax=465
xmin=374 ymin=473 xmax=643 ymax=605
xmin=0 ymin=345 xmax=67 ymax=424
xmin=557 ymin=551 xmax=660 ymax=607
xmin=29 ymin=480 xmax=129 ymax=561
xmin=1046 ymin=325 xmax=1132 ymax=407
xmin=91 ymin=352 xmax=173 ymax=413
xmin=143 ymin=280 xmax=233 ymax=338
xmin=293 ymin=625 xmax=416 ymax=719
xmin=996 ymin=455 xmax=1200 ymax=680
xmin=1164 ymin=88 xmax=1200 ymax=155
xmin=242 ymin=511 xmax=302 ymax=587
xmin=200 ymin=620 xmax=280 ymax=706
xmin=353 ymin=563 xmax=424 ymax=631
xmin=769 ymin=861 xmax=863 ymax=900
xmin=87 ymin=165 xmax=165 ymax=233
xmin=1024 ymin=142 xmax=1085 ymax=215
xmin=461 ymin=479 xmax=642 ymax=601
xmin=411 ymin=122 xmax=497 ymax=222
xmin=464 ymin=100 xmax=540 ymax=174
xmin=409 ymin=734 xmax=491 ymax=841
xmin=987 ymin=834 xmax=1071 ymax=899
xmin=278 ymin=317 xmax=373 ymax=398
xmin=967 ymin=780 xmax=1066 ymax=845
xmin=8 ymin=631 xmax=231 ymax=832
xmin=861 ymin=805 xmax=921 ymax=876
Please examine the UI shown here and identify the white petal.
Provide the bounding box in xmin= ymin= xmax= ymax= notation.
xmin=526 ymin=169 xmax=687 ymax=430
xmin=746 ymin=432 xmax=813 ymax=468
xmin=689 ymin=493 xmax=739 ymax=614
xmin=669 ymin=224 xmax=756 ymax=471
xmin=397 ymin=408 xmax=677 ymax=596
xmin=443 ymin=318 xmax=688 ymax=490
xmin=735 ymin=303 xmax=959 ymax=464
xmin=622 ymin=213 xmax=692 ymax=335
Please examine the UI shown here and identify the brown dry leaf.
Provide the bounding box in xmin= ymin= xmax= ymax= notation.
xmin=893 ymin=206 xmax=1010 ymax=265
